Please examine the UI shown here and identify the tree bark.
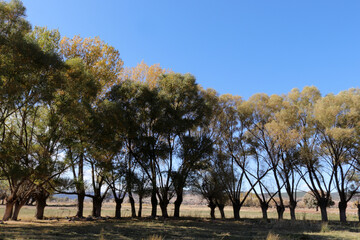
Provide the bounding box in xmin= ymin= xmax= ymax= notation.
xmin=128 ymin=191 xmax=136 ymax=218
xmin=174 ymin=192 xmax=183 ymax=218
xmin=92 ymin=197 xmax=102 ymax=217
xmin=217 ymin=203 xmax=225 ymax=219
xmin=357 ymin=204 xmax=360 ymax=222
xmin=75 ymin=152 xmax=85 ymax=218
xmin=11 ymin=201 xmax=24 ymax=221
xmin=276 ymin=205 xmax=285 ymax=220
xmin=319 ymin=203 xmax=328 ymax=222
xmin=151 ymin=188 xmax=157 ymax=218
xmin=159 ymin=199 xmax=169 ymax=218
xmin=232 ymin=201 xmax=241 ymax=220
xmin=338 ymin=201 xmax=347 ymax=223
xmin=261 ymin=202 xmax=269 ymax=220
xmin=209 ymin=201 xmax=216 ymax=219
xmin=289 ymin=200 xmax=297 ymax=221
xmin=35 ymin=193 xmax=48 ymax=220
xmin=115 ymin=198 xmax=123 ymax=219
xmin=2 ymin=200 xmax=15 ymax=221
xmin=76 ymin=191 xmax=85 ymax=218
xmin=138 ymin=195 xmax=143 ymax=218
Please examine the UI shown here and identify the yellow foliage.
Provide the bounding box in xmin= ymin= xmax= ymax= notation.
xmin=60 ymin=35 xmax=124 ymax=96
xmin=325 ymin=127 xmax=354 ymax=141
xmin=120 ymin=60 xmax=171 ymax=89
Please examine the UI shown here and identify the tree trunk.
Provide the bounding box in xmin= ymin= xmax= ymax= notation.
xmin=159 ymin=200 xmax=169 ymax=218
xmin=35 ymin=193 xmax=48 ymax=220
xmin=338 ymin=201 xmax=347 ymax=223
xmin=138 ymin=195 xmax=143 ymax=218
xmin=11 ymin=201 xmax=24 ymax=221
xmin=75 ymin=152 xmax=85 ymax=218
xmin=151 ymin=188 xmax=157 ymax=218
xmin=76 ymin=192 xmax=85 ymax=218
xmin=232 ymin=201 xmax=241 ymax=220
xmin=289 ymin=200 xmax=297 ymax=221
xmin=209 ymin=201 xmax=216 ymax=219
xmin=92 ymin=197 xmax=102 ymax=217
xmin=217 ymin=203 xmax=225 ymax=219
xmin=115 ymin=198 xmax=123 ymax=219
xmin=276 ymin=205 xmax=285 ymax=220
xmin=319 ymin=203 xmax=328 ymax=222
xmin=128 ymin=191 xmax=136 ymax=218
xmin=174 ymin=192 xmax=183 ymax=218
xmin=2 ymin=200 xmax=14 ymax=221
xmin=357 ymin=204 xmax=360 ymax=222
xmin=261 ymin=202 xmax=269 ymax=220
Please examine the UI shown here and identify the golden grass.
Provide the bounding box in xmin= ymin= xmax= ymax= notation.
xmin=266 ymin=231 xmax=280 ymax=240
xmin=0 ymin=203 xmax=360 ymax=239
xmin=0 ymin=201 xmax=358 ymax=221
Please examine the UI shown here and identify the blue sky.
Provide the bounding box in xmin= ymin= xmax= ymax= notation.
xmin=21 ymin=0 xmax=360 ymax=99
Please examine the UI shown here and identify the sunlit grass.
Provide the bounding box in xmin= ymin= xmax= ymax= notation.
xmin=1 ymin=202 xmax=358 ymax=221
xmin=0 ymin=203 xmax=360 ymax=239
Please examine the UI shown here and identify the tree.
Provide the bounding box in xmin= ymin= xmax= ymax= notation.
xmin=290 ymin=87 xmax=334 ymax=222
xmin=84 ymin=151 xmax=111 ymax=218
xmin=59 ymin=34 xmax=121 ymax=217
xmin=56 ymin=58 xmax=99 ymax=218
xmin=263 ymin=90 xmax=304 ymax=220
xmin=244 ymin=151 xmax=276 ymax=220
xmin=120 ymin=60 xmax=169 ymax=89
xmin=133 ymin=169 xmax=151 ymax=218
xmin=313 ymin=89 xmax=360 ymax=222
xmin=158 ymin=74 xmax=213 ymax=218
xmin=193 ymin=168 xmax=227 ymax=219
xmin=213 ymin=94 xmax=255 ymax=219
xmin=60 ymin=35 xmax=123 ymax=96
xmin=104 ymin=156 xmax=127 ymax=219
xmin=173 ymin=133 xmax=213 ymax=217
xmin=303 ymin=191 xmax=335 ymax=210
xmin=241 ymin=93 xmax=287 ymax=219
xmin=0 ymin=1 xmax=65 ymax=221
xmin=106 ymin=80 xmax=161 ymax=218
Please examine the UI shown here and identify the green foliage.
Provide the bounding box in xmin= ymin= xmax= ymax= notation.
xmin=2 ymin=0 xmax=360 ymax=224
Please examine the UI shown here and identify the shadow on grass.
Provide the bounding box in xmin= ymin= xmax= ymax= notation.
xmin=0 ymin=217 xmax=359 ymax=239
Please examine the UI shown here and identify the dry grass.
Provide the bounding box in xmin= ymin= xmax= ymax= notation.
xmin=1 ymin=201 xmax=358 ymax=221
xmin=0 ymin=203 xmax=360 ymax=239
xmin=1 ymin=217 xmax=360 ymax=239
xmin=266 ymin=231 xmax=280 ymax=240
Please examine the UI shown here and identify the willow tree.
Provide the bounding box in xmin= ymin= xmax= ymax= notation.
xmin=157 ymin=73 xmax=213 ymax=218
xmin=173 ymin=132 xmax=213 ymax=217
xmin=0 ymin=0 xmax=66 ymax=221
xmin=245 ymin=155 xmax=276 ymax=220
xmin=241 ymin=93 xmax=287 ymax=219
xmin=193 ymin=168 xmax=227 ymax=219
xmin=212 ymin=94 xmax=255 ymax=219
xmin=120 ymin=60 xmax=169 ymax=89
xmin=59 ymin=35 xmax=122 ymax=217
xmin=60 ymin=35 xmax=123 ymax=96
xmin=314 ymin=89 xmax=360 ymax=222
xmin=263 ymin=90 xmax=304 ymax=220
xmin=289 ymin=87 xmax=334 ymax=222
xmin=171 ymin=88 xmax=217 ymax=218
xmin=106 ymin=80 xmax=165 ymax=218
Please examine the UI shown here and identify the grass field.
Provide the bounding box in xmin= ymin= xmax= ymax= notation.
xmin=1 ymin=203 xmax=360 ymax=239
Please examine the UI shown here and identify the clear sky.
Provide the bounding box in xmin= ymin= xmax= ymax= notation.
xmin=20 ymin=0 xmax=360 ymax=99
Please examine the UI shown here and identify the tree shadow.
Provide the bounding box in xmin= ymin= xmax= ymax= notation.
xmin=0 ymin=217 xmax=359 ymax=239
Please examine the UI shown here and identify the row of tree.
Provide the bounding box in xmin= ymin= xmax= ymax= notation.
xmin=1 ymin=0 xmax=360 ymax=223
